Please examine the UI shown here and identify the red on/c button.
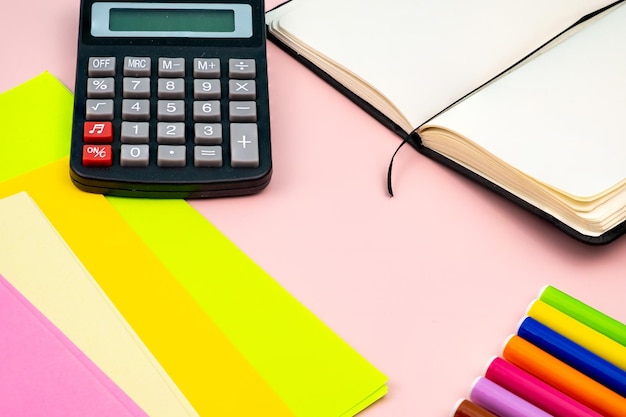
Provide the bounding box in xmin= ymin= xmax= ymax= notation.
xmin=84 ymin=121 xmax=113 ymax=143
xmin=82 ymin=145 xmax=112 ymax=167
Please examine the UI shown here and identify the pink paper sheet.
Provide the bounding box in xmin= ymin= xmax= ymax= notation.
xmin=0 ymin=274 xmax=147 ymax=417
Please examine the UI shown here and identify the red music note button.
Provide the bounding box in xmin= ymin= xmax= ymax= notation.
xmin=84 ymin=121 xmax=113 ymax=143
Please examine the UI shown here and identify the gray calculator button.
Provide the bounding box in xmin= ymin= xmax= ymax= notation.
xmin=230 ymin=123 xmax=259 ymax=168
xmin=85 ymin=99 xmax=114 ymax=120
xmin=88 ymin=57 xmax=116 ymax=77
xmin=193 ymin=100 xmax=221 ymax=122
xmin=124 ymin=57 xmax=151 ymax=76
xmin=122 ymin=99 xmax=151 ymax=121
xmin=194 ymin=58 xmax=220 ymax=78
xmin=123 ymin=78 xmax=151 ymax=98
xmin=157 ymin=122 xmax=186 ymax=144
xmin=157 ymin=100 xmax=185 ymax=121
xmin=229 ymin=59 xmax=256 ymax=79
xmin=194 ymin=123 xmax=222 ymax=145
xmin=194 ymin=79 xmax=221 ymax=99
xmin=229 ymin=80 xmax=256 ymax=100
xmin=120 ymin=144 xmax=150 ymax=167
xmin=87 ymin=78 xmax=115 ymax=98
xmin=159 ymin=58 xmax=185 ymax=77
xmin=194 ymin=146 xmax=223 ymax=167
xmin=229 ymin=101 xmax=257 ymax=122
xmin=121 ymin=122 xmax=150 ymax=144
xmin=158 ymin=145 xmax=186 ymax=167
xmin=158 ymin=78 xmax=185 ymax=99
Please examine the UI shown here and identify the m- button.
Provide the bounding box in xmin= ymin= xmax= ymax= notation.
xmin=159 ymin=57 xmax=185 ymax=77
xmin=124 ymin=56 xmax=151 ymax=76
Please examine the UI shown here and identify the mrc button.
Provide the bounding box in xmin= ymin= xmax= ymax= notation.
xmin=124 ymin=57 xmax=151 ymax=76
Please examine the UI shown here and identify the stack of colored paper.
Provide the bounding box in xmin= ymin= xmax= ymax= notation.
xmin=452 ymin=286 xmax=626 ymax=417
xmin=0 ymin=73 xmax=388 ymax=416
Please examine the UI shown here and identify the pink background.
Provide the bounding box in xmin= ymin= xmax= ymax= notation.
xmin=3 ymin=1 xmax=626 ymax=416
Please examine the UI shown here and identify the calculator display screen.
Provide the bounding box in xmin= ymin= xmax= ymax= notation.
xmin=91 ymin=2 xmax=253 ymax=38
xmin=109 ymin=8 xmax=235 ymax=33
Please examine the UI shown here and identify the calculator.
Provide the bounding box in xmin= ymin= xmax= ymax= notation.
xmin=69 ymin=0 xmax=272 ymax=198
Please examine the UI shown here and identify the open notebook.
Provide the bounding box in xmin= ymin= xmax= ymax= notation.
xmin=267 ymin=0 xmax=626 ymax=244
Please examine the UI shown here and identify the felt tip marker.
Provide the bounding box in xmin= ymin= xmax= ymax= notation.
xmin=451 ymin=399 xmax=497 ymax=417
xmin=485 ymin=357 xmax=602 ymax=417
xmin=539 ymin=286 xmax=626 ymax=347
xmin=518 ymin=316 xmax=626 ymax=397
xmin=503 ymin=335 xmax=626 ymax=417
xmin=469 ymin=377 xmax=552 ymax=417
xmin=526 ymin=299 xmax=626 ymax=371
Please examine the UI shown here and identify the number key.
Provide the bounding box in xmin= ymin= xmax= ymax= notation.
xmin=194 ymin=79 xmax=221 ymax=99
xmin=120 ymin=144 xmax=150 ymax=167
xmin=122 ymin=99 xmax=151 ymax=121
xmin=193 ymin=100 xmax=221 ymax=122
xmin=157 ymin=100 xmax=185 ymax=121
xmin=121 ymin=122 xmax=149 ymax=144
xmin=157 ymin=122 xmax=185 ymax=144
xmin=194 ymin=123 xmax=222 ymax=145
xmin=123 ymin=78 xmax=151 ymax=98
xmin=158 ymin=79 xmax=185 ymax=99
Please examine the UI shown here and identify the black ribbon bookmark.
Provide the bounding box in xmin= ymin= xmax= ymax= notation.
xmin=386 ymin=138 xmax=408 ymax=197
xmin=387 ymin=130 xmax=423 ymax=197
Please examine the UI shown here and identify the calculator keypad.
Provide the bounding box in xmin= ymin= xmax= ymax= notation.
xmin=82 ymin=56 xmax=260 ymax=170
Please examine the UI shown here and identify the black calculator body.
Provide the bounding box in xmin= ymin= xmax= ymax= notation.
xmin=70 ymin=0 xmax=272 ymax=198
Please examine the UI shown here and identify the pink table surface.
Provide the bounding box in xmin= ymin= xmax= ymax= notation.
xmin=3 ymin=1 xmax=626 ymax=416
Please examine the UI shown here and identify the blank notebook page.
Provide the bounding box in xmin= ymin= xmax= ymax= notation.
xmin=428 ymin=4 xmax=626 ymax=198
xmin=268 ymin=0 xmax=615 ymax=130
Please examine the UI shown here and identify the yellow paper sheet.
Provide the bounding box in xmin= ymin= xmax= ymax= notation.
xmin=0 ymin=163 xmax=295 ymax=417
xmin=110 ymin=196 xmax=389 ymax=417
xmin=0 ymin=192 xmax=198 ymax=417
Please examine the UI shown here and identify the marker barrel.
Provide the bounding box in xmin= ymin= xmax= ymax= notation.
xmin=469 ymin=377 xmax=552 ymax=417
xmin=485 ymin=357 xmax=602 ymax=417
xmin=518 ymin=316 xmax=626 ymax=396
xmin=503 ymin=335 xmax=626 ymax=417
xmin=451 ymin=399 xmax=498 ymax=417
xmin=527 ymin=300 xmax=626 ymax=371
xmin=539 ymin=286 xmax=626 ymax=347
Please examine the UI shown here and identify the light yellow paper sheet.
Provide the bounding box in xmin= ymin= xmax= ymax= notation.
xmin=0 ymin=192 xmax=199 ymax=417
